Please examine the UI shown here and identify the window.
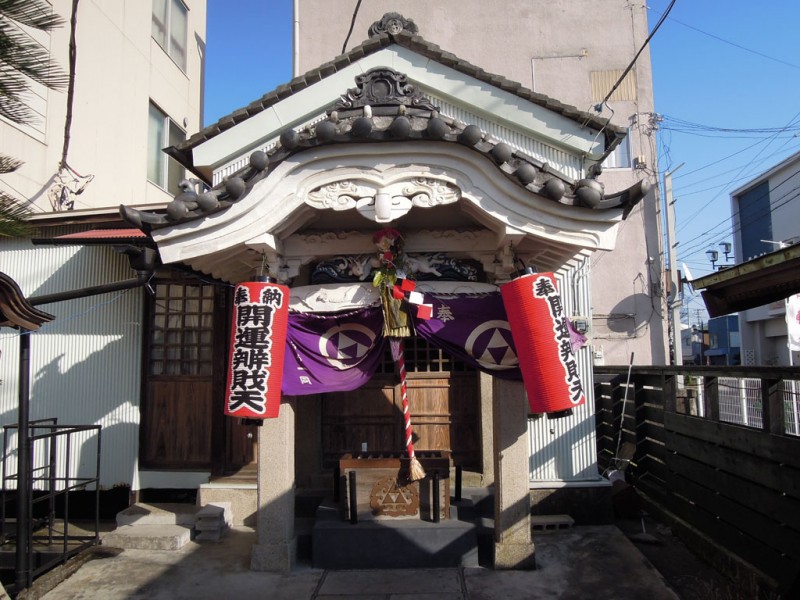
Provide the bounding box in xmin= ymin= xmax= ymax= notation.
xmin=603 ymin=131 xmax=631 ymax=169
xmin=147 ymin=102 xmax=185 ymax=195
xmin=148 ymin=282 xmax=216 ymax=376
xmin=152 ymin=0 xmax=188 ymax=70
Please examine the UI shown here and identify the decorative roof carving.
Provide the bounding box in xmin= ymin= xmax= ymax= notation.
xmin=368 ymin=12 xmax=418 ymax=37
xmin=307 ymin=176 xmax=461 ymax=223
xmin=121 ymin=67 xmax=648 ymax=232
xmin=334 ymin=67 xmax=437 ymax=111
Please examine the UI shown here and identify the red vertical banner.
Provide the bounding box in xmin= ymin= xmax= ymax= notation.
xmin=225 ymin=279 xmax=290 ymax=419
xmin=500 ymin=272 xmax=585 ymax=414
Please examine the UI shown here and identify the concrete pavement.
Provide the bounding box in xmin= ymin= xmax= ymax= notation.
xmin=31 ymin=524 xmax=682 ymax=600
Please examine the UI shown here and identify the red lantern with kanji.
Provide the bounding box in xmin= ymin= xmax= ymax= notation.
xmin=500 ymin=272 xmax=585 ymax=414
xmin=224 ymin=277 xmax=290 ymax=419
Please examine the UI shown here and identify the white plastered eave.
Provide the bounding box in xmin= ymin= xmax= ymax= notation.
xmin=153 ymin=142 xmax=623 ymax=267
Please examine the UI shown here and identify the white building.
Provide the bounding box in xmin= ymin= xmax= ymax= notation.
xmin=1 ymin=0 xmax=206 ymax=492
xmin=730 ymin=151 xmax=800 ymax=366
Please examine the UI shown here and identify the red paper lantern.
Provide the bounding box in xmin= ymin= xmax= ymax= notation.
xmin=500 ymin=272 xmax=585 ymax=414
xmin=224 ymin=278 xmax=290 ymax=419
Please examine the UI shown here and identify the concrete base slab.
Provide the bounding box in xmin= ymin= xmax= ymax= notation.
xmin=36 ymin=525 xmax=689 ymax=600
xmin=116 ymin=503 xmax=197 ymax=527
xmin=102 ymin=525 xmax=192 ymax=551
xmin=312 ymin=502 xmax=478 ymax=569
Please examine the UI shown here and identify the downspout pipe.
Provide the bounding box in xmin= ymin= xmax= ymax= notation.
xmin=28 ymin=270 xmax=152 ymax=307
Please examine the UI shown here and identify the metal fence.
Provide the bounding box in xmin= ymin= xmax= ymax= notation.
xmin=678 ymin=375 xmax=800 ymax=435
xmin=1 ymin=418 xmax=102 ymax=592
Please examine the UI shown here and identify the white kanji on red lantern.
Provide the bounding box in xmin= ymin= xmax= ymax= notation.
xmin=225 ymin=280 xmax=290 ymax=419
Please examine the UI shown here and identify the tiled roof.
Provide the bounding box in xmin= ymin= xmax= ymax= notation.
xmin=170 ymin=28 xmax=622 ymax=169
xmin=123 ymin=16 xmax=642 ymax=233
xmin=123 ymin=65 xmax=647 ymax=232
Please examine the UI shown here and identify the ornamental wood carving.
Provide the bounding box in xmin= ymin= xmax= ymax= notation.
xmin=369 ymin=476 xmax=419 ymax=517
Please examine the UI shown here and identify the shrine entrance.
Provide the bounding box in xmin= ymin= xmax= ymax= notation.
xmin=320 ymin=338 xmax=481 ymax=471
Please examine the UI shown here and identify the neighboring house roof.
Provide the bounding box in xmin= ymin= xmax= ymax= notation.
xmin=34 ymin=228 xmax=151 ymax=245
xmin=122 ymin=14 xmax=646 ymax=233
xmin=0 ymin=272 xmax=54 ymax=331
xmin=690 ymin=242 xmax=800 ymax=317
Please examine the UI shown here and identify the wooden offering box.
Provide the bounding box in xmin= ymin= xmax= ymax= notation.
xmin=338 ymin=451 xmax=451 ymax=522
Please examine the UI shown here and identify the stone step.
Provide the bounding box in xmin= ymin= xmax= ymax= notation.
xmin=116 ymin=502 xmax=198 ymax=528
xmin=531 ymin=514 xmax=575 ymax=532
xmin=102 ymin=525 xmax=192 ymax=551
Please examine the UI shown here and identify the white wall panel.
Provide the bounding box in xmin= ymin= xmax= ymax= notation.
xmin=1 ymin=236 xmax=143 ymax=490
xmin=527 ymin=259 xmax=600 ymax=483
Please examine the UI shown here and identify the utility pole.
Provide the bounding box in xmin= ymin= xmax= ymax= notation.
xmin=664 ymin=164 xmax=684 ymax=365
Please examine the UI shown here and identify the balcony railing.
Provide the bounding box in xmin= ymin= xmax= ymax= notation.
xmin=594 ymin=366 xmax=800 ymax=599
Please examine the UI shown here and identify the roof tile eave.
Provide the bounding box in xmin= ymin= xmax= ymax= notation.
xmin=177 ymin=27 xmax=622 ymax=155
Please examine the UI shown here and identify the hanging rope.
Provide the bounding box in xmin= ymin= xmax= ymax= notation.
xmin=390 ymin=338 xmax=425 ymax=481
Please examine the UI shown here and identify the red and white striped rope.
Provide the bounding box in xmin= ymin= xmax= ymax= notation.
xmin=391 ymin=339 xmax=415 ymax=459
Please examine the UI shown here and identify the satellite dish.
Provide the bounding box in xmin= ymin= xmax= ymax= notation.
xmin=682 ymin=263 xmax=695 ymax=292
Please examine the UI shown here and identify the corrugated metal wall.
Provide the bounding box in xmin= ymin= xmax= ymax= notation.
xmin=527 ymin=259 xmax=600 ymax=482
xmin=0 ymin=236 xmax=143 ymax=490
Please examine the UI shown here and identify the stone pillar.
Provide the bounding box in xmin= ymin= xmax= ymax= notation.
xmin=479 ymin=372 xmax=495 ymax=487
xmin=492 ymin=378 xmax=536 ymax=569
xmin=250 ymin=397 xmax=297 ymax=572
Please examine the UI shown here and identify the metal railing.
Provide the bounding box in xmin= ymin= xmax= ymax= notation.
xmin=1 ymin=418 xmax=102 ymax=591
xmin=674 ymin=373 xmax=800 ymax=435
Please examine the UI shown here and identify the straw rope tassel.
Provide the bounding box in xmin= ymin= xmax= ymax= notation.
xmin=391 ymin=339 xmax=426 ymax=481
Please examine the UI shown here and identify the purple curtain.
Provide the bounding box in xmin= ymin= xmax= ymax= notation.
xmin=282 ymin=306 xmax=387 ymax=395
xmin=412 ymin=292 xmax=522 ymax=380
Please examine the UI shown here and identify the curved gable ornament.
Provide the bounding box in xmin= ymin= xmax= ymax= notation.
xmin=306 ymin=176 xmax=461 ymax=223
xmin=335 ymin=67 xmax=437 ymax=112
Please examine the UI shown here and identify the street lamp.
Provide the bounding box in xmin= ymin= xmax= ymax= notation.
xmin=719 ymin=241 xmax=732 ymax=262
xmin=705 ymin=249 xmax=719 ymax=269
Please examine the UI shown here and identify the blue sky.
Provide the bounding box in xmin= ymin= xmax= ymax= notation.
xmin=204 ymin=0 xmax=800 ymax=321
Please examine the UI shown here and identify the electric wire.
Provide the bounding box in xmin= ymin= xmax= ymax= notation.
xmin=677 ymin=183 xmax=800 ymax=257
xmin=676 ymin=185 xmax=800 ymax=262
xmin=601 ymin=0 xmax=676 ymax=105
xmin=676 ymin=110 xmax=800 ymax=229
xmin=341 ymin=0 xmax=363 ymax=54
xmin=661 ymin=14 xmax=800 ymax=71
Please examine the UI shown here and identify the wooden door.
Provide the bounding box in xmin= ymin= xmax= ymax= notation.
xmin=140 ymin=280 xmax=256 ymax=473
xmin=321 ymin=339 xmax=480 ymax=468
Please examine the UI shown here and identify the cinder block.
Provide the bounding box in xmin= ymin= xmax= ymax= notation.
xmin=531 ymin=514 xmax=575 ymax=532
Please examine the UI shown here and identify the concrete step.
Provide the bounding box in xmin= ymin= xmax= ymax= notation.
xmin=531 ymin=514 xmax=575 ymax=532
xmin=102 ymin=525 xmax=192 ymax=550
xmin=194 ymin=503 xmax=231 ymax=542
xmin=116 ymin=502 xmax=198 ymax=527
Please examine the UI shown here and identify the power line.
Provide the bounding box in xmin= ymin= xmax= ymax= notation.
xmin=599 ymin=0 xmax=677 ymax=107
xmin=676 ymin=110 xmax=800 ymax=228
xmin=664 ymin=15 xmax=800 ymax=71
xmin=677 ymin=184 xmax=800 ymax=261
xmin=676 ymin=169 xmax=800 ymax=253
